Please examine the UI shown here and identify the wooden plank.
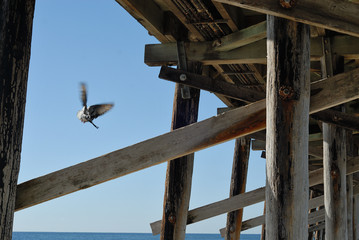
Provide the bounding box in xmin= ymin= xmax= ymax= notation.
xmin=224 ymin=137 xmax=250 ymax=240
xmin=158 ymin=66 xmax=265 ymax=103
xmin=311 ymin=109 xmax=359 ymax=131
xmin=215 ymin=21 xmax=266 ymax=51
xmin=151 ymin=155 xmax=359 ymax=235
xmin=0 ymin=1 xmax=35 ymax=239
xmin=219 ymin=195 xmax=325 ymax=235
xmin=145 ymin=36 xmax=359 ymax=66
xmin=15 ymin=67 xmax=359 ymax=211
xmin=265 ymin=16 xmax=311 ymax=239
xmin=213 ymin=0 xmax=359 ymax=37
xmin=151 ymin=187 xmax=266 ymax=235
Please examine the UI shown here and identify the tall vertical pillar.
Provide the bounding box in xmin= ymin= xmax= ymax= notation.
xmin=160 ymin=59 xmax=201 ymax=240
xmin=0 ymin=1 xmax=35 ymax=239
xmin=266 ymin=15 xmax=310 ymax=239
xmin=224 ymin=137 xmax=250 ymax=240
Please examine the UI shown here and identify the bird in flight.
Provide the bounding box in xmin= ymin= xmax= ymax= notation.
xmin=77 ymin=83 xmax=114 ymax=129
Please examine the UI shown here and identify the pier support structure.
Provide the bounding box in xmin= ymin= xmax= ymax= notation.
xmin=0 ymin=1 xmax=35 ymax=239
xmin=265 ymin=16 xmax=310 ymax=239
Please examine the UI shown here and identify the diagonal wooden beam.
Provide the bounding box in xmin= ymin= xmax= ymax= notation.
xmin=158 ymin=66 xmax=265 ymax=102
xmin=213 ymin=0 xmax=359 ymax=38
xmin=311 ymin=109 xmax=359 ymax=132
xmin=145 ymin=36 xmax=359 ymax=66
xmin=215 ymin=21 xmax=267 ymax=51
xmin=15 ymin=67 xmax=359 ymax=211
xmin=151 ymin=156 xmax=359 ymax=235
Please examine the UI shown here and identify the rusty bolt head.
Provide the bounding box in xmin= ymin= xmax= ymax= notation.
xmin=179 ymin=74 xmax=187 ymax=81
xmin=279 ymin=0 xmax=296 ymax=8
xmin=279 ymin=86 xmax=294 ymax=100
xmin=168 ymin=215 xmax=176 ymax=224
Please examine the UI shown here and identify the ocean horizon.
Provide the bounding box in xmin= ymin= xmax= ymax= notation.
xmin=12 ymin=232 xmax=261 ymax=240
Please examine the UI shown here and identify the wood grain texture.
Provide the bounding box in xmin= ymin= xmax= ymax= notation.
xmin=323 ymin=123 xmax=348 ymax=239
xmin=151 ymin=156 xmax=359 ymax=235
xmin=213 ymin=0 xmax=359 ymax=37
xmin=158 ymin=66 xmax=265 ymax=102
xmin=265 ymin=16 xmax=310 ymax=239
xmin=0 ymin=1 xmax=35 ymax=239
xmin=145 ymin=36 xmax=359 ymax=66
xmin=215 ymin=21 xmax=267 ymax=51
xmin=15 ymin=65 xmax=359 ymax=211
xmin=224 ymin=137 xmax=250 ymax=240
xmin=160 ymin=62 xmax=201 ymax=240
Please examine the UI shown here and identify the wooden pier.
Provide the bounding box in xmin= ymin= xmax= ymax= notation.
xmin=1 ymin=0 xmax=359 ymax=239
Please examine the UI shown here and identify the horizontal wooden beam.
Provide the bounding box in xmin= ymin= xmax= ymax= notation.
xmin=215 ymin=21 xmax=267 ymax=51
xmin=213 ymin=0 xmax=359 ymax=38
xmin=145 ymin=36 xmax=359 ymax=66
xmin=311 ymin=109 xmax=359 ymax=131
xmin=158 ymin=66 xmax=265 ymax=102
xmin=15 ymin=68 xmax=359 ymax=211
xmin=151 ymin=156 xmax=359 ymax=235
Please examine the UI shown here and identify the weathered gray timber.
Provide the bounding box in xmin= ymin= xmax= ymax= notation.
xmin=215 ymin=21 xmax=267 ymax=51
xmin=0 ymin=1 xmax=35 ymax=239
xmin=265 ymin=16 xmax=310 ymax=239
xmin=151 ymin=156 xmax=359 ymax=235
xmin=160 ymin=61 xmax=201 ymax=240
xmin=323 ymin=43 xmax=348 ymax=240
xmin=158 ymin=66 xmax=265 ymax=103
xmin=213 ymin=0 xmax=359 ymax=37
xmin=323 ymin=122 xmax=348 ymax=239
xmin=145 ymin=36 xmax=359 ymax=67
xmin=151 ymin=187 xmax=266 ymax=235
xmin=311 ymin=109 xmax=359 ymax=131
xmin=354 ymin=195 xmax=359 ymax=240
xmin=348 ymin=175 xmax=354 ymax=240
xmin=15 ymin=66 xmax=359 ymax=211
xmin=224 ymin=137 xmax=250 ymax=240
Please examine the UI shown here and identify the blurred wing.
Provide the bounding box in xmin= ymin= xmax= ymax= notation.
xmin=80 ymin=83 xmax=87 ymax=107
xmin=88 ymin=104 xmax=114 ymax=119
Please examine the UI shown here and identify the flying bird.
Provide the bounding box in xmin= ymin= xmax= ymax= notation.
xmin=77 ymin=83 xmax=114 ymax=129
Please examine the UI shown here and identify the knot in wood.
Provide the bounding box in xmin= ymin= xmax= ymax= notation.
xmin=279 ymin=86 xmax=294 ymax=100
xmin=279 ymin=0 xmax=296 ymax=8
xmin=168 ymin=215 xmax=176 ymax=224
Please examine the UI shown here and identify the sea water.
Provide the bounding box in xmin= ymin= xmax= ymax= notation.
xmin=12 ymin=232 xmax=261 ymax=240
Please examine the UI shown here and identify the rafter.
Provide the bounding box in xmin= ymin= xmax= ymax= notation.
xmin=213 ymin=0 xmax=359 ymax=37
xmin=145 ymin=36 xmax=359 ymax=66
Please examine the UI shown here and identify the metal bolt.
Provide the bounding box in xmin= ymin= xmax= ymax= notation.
xmin=168 ymin=215 xmax=176 ymax=224
xmin=279 ymin=0 xmax=296 ymax=8
xmin=282 ymin=88 xmax=290 ymax=95
xmin=179 ymin=74 xmax=187 ymax=81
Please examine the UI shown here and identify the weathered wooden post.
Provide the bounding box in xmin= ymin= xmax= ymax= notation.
xmin=265 ymin=13 xmax=310 ymax=239
xmin=354 ymin=194 xmax=359 ymax=240
xmin=224 ymin=137 xmax=250 ymax=240
xmin=322 ymin=41 xmax=348 ymax=239
xmin=0 ymin=1 xmax=35 ymax=239
xmin=160 ymin=40 xmax=201 ymax=240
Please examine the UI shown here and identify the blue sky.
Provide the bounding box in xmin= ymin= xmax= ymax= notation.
xmin=13 ymin=0 xmax=266 ymax=234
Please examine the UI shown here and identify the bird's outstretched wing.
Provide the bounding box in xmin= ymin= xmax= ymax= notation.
xmin=88 ymin=104 xmax=114 ymax=119
xmin=80 ymin=83 xmax=87 ymax=108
